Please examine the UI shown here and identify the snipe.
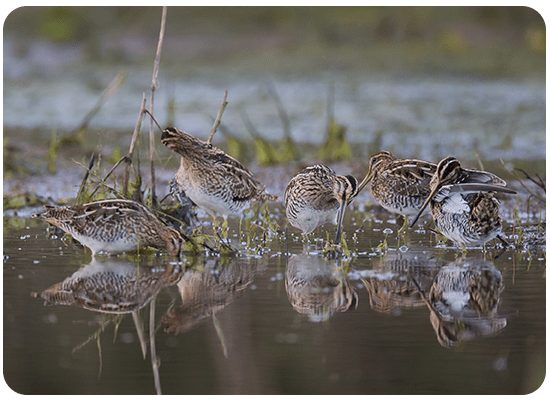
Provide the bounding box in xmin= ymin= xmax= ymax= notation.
xmin=409 ymin=157 xmax=517 ymax=248
xmin=161 ymin=127 xmax=277 ymax=221
xmin=358 ymin=151 xmax=437 ymax=223
xmin=358 ymin=151 xmax=512 ymax=233
xmin=284 ymin=164 xmax=358 ymax=244
xmin=32 ymin=199 xmax=184 ymax=256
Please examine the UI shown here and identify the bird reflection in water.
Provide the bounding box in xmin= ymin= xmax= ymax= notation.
xmin=285 ymin=253 xmax=358 ymax=322
xmin=32 ymin=257 xmax=186 ymax=393
xmin=163 ymin=257 xmax=265 ymax=335
xmin=416 ymin=257 xmax=507 ymax=349
xmin=361 ymin=252 xmax=438 ymax=315
xmin=33 ymin=258 xmax=184 ymax=313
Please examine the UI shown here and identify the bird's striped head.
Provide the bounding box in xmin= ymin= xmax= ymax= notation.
xmin=356 ymin=151 xmax=397 ymax=194
xmin=410 ymin=156 xmax=463 ymax=228
xmin=431 ymin=156 xmax=462 ymax=190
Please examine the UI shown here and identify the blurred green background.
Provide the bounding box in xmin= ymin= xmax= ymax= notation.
xmin=4 ymin=6 xmax=545 ymax=78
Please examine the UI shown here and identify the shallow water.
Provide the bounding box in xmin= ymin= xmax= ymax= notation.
xmin=3 ymin=213 xmax=545 ymax=395
xmin=3 ymin=9 xmax=546 ymax=395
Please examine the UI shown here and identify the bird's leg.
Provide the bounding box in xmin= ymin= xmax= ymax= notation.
xmin=253 ymin=200 xmax=266 ymax=224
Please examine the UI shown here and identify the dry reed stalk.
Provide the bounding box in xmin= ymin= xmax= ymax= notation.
xmin=73 ymin=158 xmax=125 ymax=198
xmin=148 ymin=6 xmax=168 ymax=207
xmin=73 ymin=70 xmax=126 ymax=135
xmin=75 ymin=153 xmax=97 ymax=204
xmin=207 ymin=90 xmax=229 ymax=143
xmin=500 ymin=159 xmax=545 ymax=202
xmin=123 ymin=94 xmax=147 ymax=197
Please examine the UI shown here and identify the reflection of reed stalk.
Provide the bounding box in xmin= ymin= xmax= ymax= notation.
xmin=150 ymin=299 xmax=162 ymax=395
xmin=123 ymin=95 xmax=147 ymax=197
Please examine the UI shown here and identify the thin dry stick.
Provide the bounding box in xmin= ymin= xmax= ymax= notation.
xmin=87 ymin=153 xmax=131 ymax=199
xmin=515 ymin=167 xmax=546 ymax=192
xmin=73 ymin=70 xmax=127 ymax=134
xmin=73 ymin=159 xmax=125 ymax=198
xmin=207 ymin=90 xmax=229 ymax=144
xmin=500 ymin=158 xmax=545 ymax=202
xmin=75 ymin=153 xmax=97 ymax=204
xmin=123 ymin=94 xmax=147 ymax=197
xmin=149 ymin=6 xmax=168 ymax=207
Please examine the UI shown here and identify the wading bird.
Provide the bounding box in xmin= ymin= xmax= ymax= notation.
xmin=409 ymin=157 xmax=517 ymax=248
xmin=32 ymin=199 xmax=184 ymax=256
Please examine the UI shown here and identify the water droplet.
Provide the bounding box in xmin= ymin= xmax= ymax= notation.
xmin=492 ymin=357 xmax=507 ymax=371
xmin=120 ymin=332 xmax=134 ymax=344
xmin=44 ymin=314 xmax=58 ymax=324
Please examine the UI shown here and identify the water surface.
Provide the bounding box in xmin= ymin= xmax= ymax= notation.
xmin=3 ymin=214 xmax=545 ymax=395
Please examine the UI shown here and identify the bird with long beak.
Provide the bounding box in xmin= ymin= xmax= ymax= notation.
xmin=161 ymin=127 xmax=278 ymax=225
xmin=285 ymin=165 xmax=358 ymax=245
xmin=409 ymin=157 xmax=517 ymax=248
xmin=355 ymin=151 xmax=438 ymax=232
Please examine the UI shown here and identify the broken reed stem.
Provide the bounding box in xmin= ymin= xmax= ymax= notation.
xmin=73 ymin=70 xmax=127 ymax=134
xmin=207 ymin=90 xmax=228 ymax=144
xmin=515 ymin=167 xmax=546 ymax=192
xmin=500 ymin=158 xmax=545 ymax=202
xmin=123 ymin=94 xmax=147 ymax=197
xmin=73 ymin=158 xmax=125 ymax=198
xmin=88 ymin=155 xmax=129 ymax=199
xmin=75 ymin=153 xmax=97 ymax=204
xmin=148 ymin=6 xmax=167 ymax=207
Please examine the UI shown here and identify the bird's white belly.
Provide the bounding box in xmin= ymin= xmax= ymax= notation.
xmin=185 ymin=186 xmax=249 ymax=218
xmin=74 ymin=234 xmax=138 ymax=254
xmin=289 ymin=206 xmax=338 ymax=234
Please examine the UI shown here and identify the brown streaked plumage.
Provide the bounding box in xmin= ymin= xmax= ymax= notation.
xmin=357 ymin=151 xmax=438 ymax=219
xmin=161 ymin=127 xmax=277 ymax=219
xmin=32 ymin=199 xmax=184 ymax=256
xmin=284 ymin=164 xmax=358 ymax=244
xmin=357 ymin=151 xmax=512 ymax=231
xmin=410 ymin=157 xmax=517 ymax=248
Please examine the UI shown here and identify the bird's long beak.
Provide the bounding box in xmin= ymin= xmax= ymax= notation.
xmin=356 ymin=171 xmax=373 ymax=195
xmin=409 ymin=182 xmax=442 ymax=228
xmin=334 ymin=198 xmax=348 ymax=245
